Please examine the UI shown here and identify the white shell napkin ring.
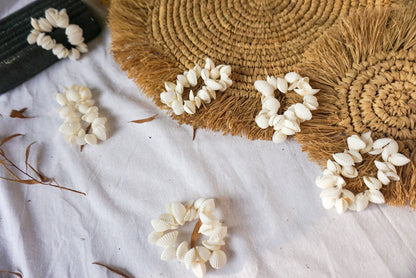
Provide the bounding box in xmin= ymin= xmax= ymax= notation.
xmin=316 ymin=132 xmax=411 ymax=214
xmin=160 ymin=58 xmax=232 ymax=115
xmin=254 ymin=72 xmax=319 ymax=143
xmin=148 ymin=198 xmax=227 ymax=278
xmin=27 ymin=8 xmax=88 ymax=60
xmin=54 ymin=84 xmax=107 ymax=146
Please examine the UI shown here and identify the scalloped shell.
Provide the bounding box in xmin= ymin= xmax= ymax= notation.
xmin=192 ymin=262 xmax=206 ymax=278
xmin=209 ymin=250 xmax=227 ymax=269
xmin=388 ymin=153 xmax=410 ymax=166
xmin=335 ymin=198 xmax=348 ymax=214
xmin=199 ymin=199 xmax=215 ymax=214
xmin=209 ymin=226 xmax=227 ymax=242
xmin=202 ymin=240 xmax=221 ymax=251
xmin=294 ymin=103 xmax=312 ymax=121
xmin=155 ymin=231 xmax=178 ymax=248
xmin=196 ymin=246 xmax=211 ymax=262
xmin=161 ymin=246 xmax=177 ymax=261
xmin=377 ymin=170 xmax=390 ymax=185
xmin=326 ymin=160 xmax=341 ymax=174
xmin=158 ymin=213 xmax=176 ymax=225
xmin=372 ymin=138 xmax=392 ymax=149
xmin=347 ymin=135 xmax=366 ymax=151
xmin=272 ymin=131 xmax=287 ymax=143
xmin=315 ymin=175 xmax=338 ymax=189
xmin=355 ymin=193 xmax=369 ymax=212
xmin=147 ymin=231 xmax=163 ymax=243
xmin=183 ymin=248 xmax=196 ymax=269
xmin=332 ymin=153 xmax=355 ymax=166
xmin=363 ymin=176 xmax=382 ymax=190
xmin=263 ymin=97 xmax=280 ymax=114
xmin=176 ymin=241 xmax=188 ymax=262
xmin=199 ymin=212 xmax=217 ymax=224
xmin=321 ymin=197 xmax=336 ymax=209
xmin=194 ymin=198 xmax=206 ymax=209
xmin=367 ymin=189 xmax=385 ymax=204
xmin=320 ymin=187 xmax=341 ymax=199
xmin=254 ymin=80 xmax=275 ymax=96
xmin=151 ymin=219 xmax=170 ymax=232
xmin=171 ymin=202 xmax=186 ymax=225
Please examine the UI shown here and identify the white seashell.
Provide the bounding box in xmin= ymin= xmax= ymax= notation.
xmin=283 ymin=110 xmax=297 ymax=121
xmin=175 ymin=82 xmax=184 ymax=95
xmin=315 ymin=175 xmax=338 ymax=189
xmin=93 ymin=126 xmax=107 ymax=141
xmin=85 ymin=134 xmax=97 ymax=145
xmin=209 ymin=226 xmax=227 ymax=243
xmin=75 ymin=135 xmax=86 ymax=146
xmin=276 ymin=77 xmax=288 ymax=93
xmin=183 ymin=248 xmax=196 ymax=269
xmin=82 ymin=111 xmax=98 ymax=123
xmin=222 ymin=75 xmax=233 ymax=87
xmin=160 ymin=91 xmax=176 ymax=106
xmin=194 ymin=198 xmax=206 ymax=209
xmin=202 ymin=240 xmax=221 ymax=251
xmin=171 ymin=202 xmax=186 ymax=225
xmin=327 ymin=160 xmax=341 ymax=174
xmin=192 ymin=262 xmax=206 ymax=278
xmin=199 ymin=223 xmax=216 ymax=236
xmin=56 ymin=9 xmax=69 ymax=28
xmin=201 ymin=68 xmax=210 ymax=81
xmin=205 ymin=79 xmax=223 ymax=91
xmin=255 ymin=113 xmax=270 ymax=129
xmin=272 ymin=131 xmax=287 ymax=143
xmin=58 ymin=106 xmax=75 ymax=118
xmin=321 ymin=197 xmax=336 ymax=209
xmin=92 ymin=117 xmax=107 ymax=127
xmin=171 ymin=100 xmax=184 ymax=115
xmin=332 ymin=152 xmax=355 ymax=166
xmin=27 ymin=30 xmax=40 ymax=44
xmin=372 ymin=138 xmax=392 ymax=149
xmin=205 ymin=57 xmax=215 ymax=71
xmin=341 ymin=189 xmax=355 ymax=206
xmin=155 ymin=231 xmax=178 ymax=248
xmin=254 ymin=80 xmax=275 ymax=97
xmin=377 ymin=170 xmax=390 ymax=185
xmin=79 ymin=87 xmax=92 ymax=100
xmin=209 ymin=250 xmax=227 ymax=269
xmin=368 ymin=148 xmax=383 ymax=155
xmin=363 ymin=176 xmax=382 ymax=190
xmin=197 ymin=88 xmax=211 ymax=103
xmin=360 ymin=131 xmax=373 ymax=152
xmin=303 ymin=95 xmax=319 ymax=110
xmin=355 ymin=193 xmax=369 ymax=212
xmin=284 ymin=72 xmax=300 ymax=83
xmin=59 ymin=122 xmax=81 ymax=135
xmin=347 ymin=135 xmax=366 ymax=151
xmin=384 ymin=140 xmax=399 ymax=156
xmin=263 ymin=97 xmax=280 ymax=114
xmin=281 ymin=127 xmax=296 ymax=136
xmin=38 ymin=18 xmax=53 ymax=32
xmin=335 ymin=198 xmax=348 ymax=214
xmin=196 ymin=246 xmax=211 ymax=262
xmin=147 ymin=231 xmax=163 ymax=243
xmin=165 ymin=82 xmax=176 ymax=92
xmin=86 ymin=106 xmax=98 ymax=114
xmin=66 ymin=88 xmax=80 ymax=102
xmin=283 ymin=119 xmax=300 ymax=132
xmin=199 ymin=212 xmax=217 ymax=224
xmin=388 ymin=153 xmax=410 ymax=166
xmin=210 ymin=67 xmax=220 ymax=79
xmin=31 ymin=18 xmax=41 ymax=31
xmin=366 ymin=189 xmax=385 ymax=204
xmin=45 ymin=8 xmax=59 ymax=27
xmin=158 ymin=213 xmax=176 ymax=225
xmin=54 ymin=93 xmax=67 ymax=106
xmin=271 ymin=115 xmax=285 ymax=130
xmin=161 ymin=246 xmax=177 ymax=261
xmin=341 ymin=166 xmax=358 ymax=178
xmin=320 ymin=187 xmax=341 ymax=199
xmin=184 ymin=100 xmax=196 ymax=115
xmin=177 ymin=74 xmax=190 ymax=87
xmin=187 ymin=69 xmax=198 ymax=87
xmin=151 ymin=219 xmax=171 ymax=232
xmin=345 ymin=150 xmax=363 ymax=163
xmin=64 ymin=116 xmax=80 ymax=123
xmin=294 ymin=103 xmax=312 ymax=121
xmin=219 ymin=65 xmax=231 ymax=77
xmin=199 ymin=199 xmax=215 ymax=214
xmin=374 ymin=160 xmax=390 ymax=172
xmin=176 ymin=241 xmax=188 ymax=262
xmin=193 ymin=64 xmax=202 ymax=77
xmin=194 ymin=96 xmax=202 ymax=109
xmin=266 ymin=76 xmax=277 ymax=89
xmin=68 ymin=48 xmax=81 ymax=61
xmin=385 ymin=171 xmax=400 ymax=181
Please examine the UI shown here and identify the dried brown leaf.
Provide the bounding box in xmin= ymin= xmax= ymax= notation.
xmin=192 ymin=127 xmax=197 ymax=141
xmin=10 ymin=108 xmax=32 ymax=119
xmin=92 ymin=262 xmax=133 ymax=278
xmin=130 ymin=113 xmax=158 ymax=124
xmin=0 ymin=270 xmax=23 ymax=278
xmin=28 ymin=164 xmax=49 ymax=183
xmin=0 ymin=134 xmax=23 ymax=146
xmin=25 ymin=142 xmax=36 ymax=172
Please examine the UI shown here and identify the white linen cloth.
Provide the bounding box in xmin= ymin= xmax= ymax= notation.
xmin=1 ymin=1 xmax=416 ymax=277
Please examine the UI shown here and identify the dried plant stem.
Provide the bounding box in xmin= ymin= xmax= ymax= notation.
xmin=0 ymin=270 xmax=23 ymax=277
xmin=130 ymin=113 xmax=158 ymax=124
xmin=190 ymin=219 xmax=202 ymax=248
xmin=192 ymin=127 xmax=197 ymax=141
xmin=92 ymin=262 xmax=132 ymax=278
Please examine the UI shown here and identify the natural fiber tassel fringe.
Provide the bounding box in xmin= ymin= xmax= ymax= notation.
xmin=294 ymin=2 xmax=416 ymax=208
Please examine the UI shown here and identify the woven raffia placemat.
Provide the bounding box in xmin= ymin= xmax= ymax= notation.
xmin=294 ymin=2 xmax=416 ymax=208
xmin=108 ymin=0 xmax=395 ymax=140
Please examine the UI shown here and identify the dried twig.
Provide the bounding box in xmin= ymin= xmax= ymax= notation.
xmin=92 ymin=262 xmax=133 ymax=278
xmin=192 ymin=127 xmax=197 ymax=141
xmin=10 ymin=108 xmax=33 ymax=119
xmin=130 ymin=113 xmax=158 ymax=124
xmin=0 ymin=134 xmax=86 ymax=196
xmin=0 ymin=270 xmax=23 ymax=277
xmin=190 ymin=219 xmax=202 ymax=248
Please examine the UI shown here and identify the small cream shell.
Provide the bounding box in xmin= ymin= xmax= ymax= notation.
xmin=187 ymin=69 xmax=198 ymax=87
xmin=284 ymin=72 xmax=300 ymax=83
xmin=355 ymin=193 xmax=369 ymax=212
xmin=192 ymin=262 xmax=206 ymax=278
xmin=210 ymin=67 xmax=220 ymax=79
xmin=171 ymin=202 xmax=186 ymax=225
xmin=161 ymin=246 xmax=177 ymax=261
xmin=346 ymin=150 xmax=363 ymax=163
xmin=377 ymin=170 xmax=390 ymax=185
xmin=93 ymin=126 xmax=107 ymax=141
xmin=321 ymin=197 xmax=336 ymax=209
xmin=294 ymin=103 xmax=312 ymax=121
xmin=255 ymin=113 xmax=270 ymax=129
xmin=272 ymin=131 xmax=287 ymax=143
xmin=209 ymin=226 xmax=227 ymax=242
xmin=151 ymin=219 xmax=171 ymax=232
xmin=332 ymin=153 xmax=355 ymax=166
xmin=155 ymin=231 xmax=178 ymax=248
xmin=59 ymin=122 xmax=81 ymax=135
xmin=363 ymin=176 xmax=382 ymax=190
xmin=388 ymin=153 xmax=410 ymax=166
xmin=347 ymin=135 xmax=366 ymax=151
xmin=205 ymin=57 xmax=215 ymax=70
xmin=303 ymin=95 xmax=318 ymax=110
xmin=372 ymin=138 xmax=392 ymax=149
xmin=266 ymin=76 xmax=277 ymax=89
xmin=209 ymin=250 xmax=227 ymax=269
xmin=197 ymin=89 xmax=211 ymax=103
xmin=283 ymin=119 xmax=300 ymax=132
xmin=315 ymin=175 xmax=338 ymax=189
xmin=199 ymin=212 xmax=217 ymax=224
xmin=205 ymin=79 xmax=223 ymax=91
xmin=85 ymin=134 xmax=97 ymax=145
xmin=176 ymin=241 xmax=189 ymax=262
xmin=368 ymin=148 xmax=383 ymax=155
xmin=335 ymin=198 xmax=348 ymax=214
xmin=254 ymin=80 xmax=275 ymax=97
xmin=194 ymin=198 xmax=206 ymax=209
xmin=147 ymin=231 xmax=163 ymax=243
xmin=171 ymin=100 xmax=184 ymax=115
xmin=341 ymin=166 xmax=358 ymax=178
xmin=184 ymin=100 xmax=196 ymax=115
xmin=281 ymin=127 xmax=296 ymax=136
xmin=202 ymin=240 xmax=221 ymax=251
xmin=199 ymin=199 xmax=215 ymax=214
xmin=366 ymin=189 xmax=385 ymax=204
xmin=184 ymin=248 xmax=196 ymax=269
xmin=263 ymin=97 xmax=280 ymax=114
xmin=327 ymin=160 xmax=341 ymax=174
xmin=276 ymin=77 xmax=288 ymax=93
xmin=320 ymin=187 xmax=341 ymax=199
xmin=196 ymin=246 xmax=211 ymax=262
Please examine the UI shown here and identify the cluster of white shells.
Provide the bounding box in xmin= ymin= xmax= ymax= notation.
xmin=160 ymin=58 xmax=232 ymax=115
xmin=316 ymin=132 xmax=411 ymax=214
xmin=27 ymin=8 xmax=87 ymax=60
xmin=54 ymin=85 xmax=107 ymax=146
xmin=254 ymin=72 xmax=320 ymax=143
xmin=148 ymin=198 xmax=227 ymax=278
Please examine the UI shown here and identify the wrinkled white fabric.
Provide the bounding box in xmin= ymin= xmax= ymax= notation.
xmin=1 ymin=1 xmax=416 ymax=277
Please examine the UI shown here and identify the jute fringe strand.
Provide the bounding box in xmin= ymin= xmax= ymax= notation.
xmin=293 ymin=2 xmax=416 ymax=208
xmin=109 ymin=0 xmax=396 ymax=141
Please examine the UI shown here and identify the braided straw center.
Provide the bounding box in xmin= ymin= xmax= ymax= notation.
xmin=151 ymin=0 xmax=379 ymax=99
xmin=339 ymin=55 xmax=416 ymax=140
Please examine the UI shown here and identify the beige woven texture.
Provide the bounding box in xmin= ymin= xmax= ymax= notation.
xmin=295 ymin=3 xmax=416 ymax=208
xmin=109 ymin=0 xmax=394 ymax=140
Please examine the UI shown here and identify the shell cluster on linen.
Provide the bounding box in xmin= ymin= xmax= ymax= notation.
xmin=27 ymin=8 xmax=88 ymax=60
xmin=254 ymin=72 xmax=319 ymax=143
xmin=148 ymin=198 xmax=227 ymax=278
xmin=316 ymin=132 xmax=410 ymax=214
xmin=160 ymin=58 xmax=232 ymax=116
xmin=54 ymin=84 xmax=107 ymax=146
